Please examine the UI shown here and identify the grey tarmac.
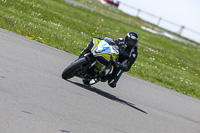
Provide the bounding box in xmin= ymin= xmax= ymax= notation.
xmin=0 ymin=28 xmax=200 ymax=133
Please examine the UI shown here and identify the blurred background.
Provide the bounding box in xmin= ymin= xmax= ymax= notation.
xmin=100 ymin=0 xmax=200 ymax=43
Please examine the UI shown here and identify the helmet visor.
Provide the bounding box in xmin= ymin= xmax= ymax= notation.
xmin=127 ymin=39 xmax=137 ymax=47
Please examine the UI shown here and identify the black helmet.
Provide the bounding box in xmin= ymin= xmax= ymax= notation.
xmin=125 ymin=32 xmax=139 ymax=48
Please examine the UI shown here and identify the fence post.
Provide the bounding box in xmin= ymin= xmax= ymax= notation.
xmin=136 ymin=9 xmax=141 ymax=17
xmin=179 ymin=26 xmax=185 ymax=35
xmin=157 ymin=17 xmax=162 ymax=26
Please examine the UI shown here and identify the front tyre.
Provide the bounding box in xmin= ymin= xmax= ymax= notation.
xmin=62 ymin=57 xmax=88 ymax=80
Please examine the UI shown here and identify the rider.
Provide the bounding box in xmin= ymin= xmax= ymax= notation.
xmin=95 ymin=32 xmax=139 ymax=88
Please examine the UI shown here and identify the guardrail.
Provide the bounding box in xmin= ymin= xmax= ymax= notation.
xmin=120 ymin=2 xmax=200 ymax=43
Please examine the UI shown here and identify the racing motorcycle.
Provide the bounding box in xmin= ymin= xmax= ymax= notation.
xmin=62 ymin=37 xmax=119 ymax=85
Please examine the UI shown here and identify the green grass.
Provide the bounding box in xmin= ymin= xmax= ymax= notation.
xmin=0 ymin=0 xmax=200 ymax=99
xmin=74 ymin=0 xmax=154 ymax=28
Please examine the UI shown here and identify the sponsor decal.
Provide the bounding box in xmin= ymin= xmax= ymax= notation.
xmin=101 ymin=43 xmax=109 ymax=52
xmin=131 ymin=36 xmax=136 ymax=39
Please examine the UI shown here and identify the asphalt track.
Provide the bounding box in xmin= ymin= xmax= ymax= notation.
xmin=0 ymin=28 xmax=200 ymax=133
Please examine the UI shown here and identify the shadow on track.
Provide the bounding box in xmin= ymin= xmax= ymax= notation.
xmin=67 ymin=80 xmax=148 ymax=114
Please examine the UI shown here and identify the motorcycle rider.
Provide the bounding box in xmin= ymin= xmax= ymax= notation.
xmin=95 ymin=32 xmax=139 ymax=88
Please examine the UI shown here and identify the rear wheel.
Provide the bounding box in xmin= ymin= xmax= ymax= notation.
xmin=62 ymin=57 xmax=88 ymax=80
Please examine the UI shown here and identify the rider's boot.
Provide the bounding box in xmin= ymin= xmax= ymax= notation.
xmin=82 ymin=79 xmax=90 ymax=86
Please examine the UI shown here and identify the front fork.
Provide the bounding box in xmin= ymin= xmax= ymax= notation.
xmin=79 ymin=47 xmax=95 ymax=63
xmin=77 ymin=48 xmax=96 ymax=79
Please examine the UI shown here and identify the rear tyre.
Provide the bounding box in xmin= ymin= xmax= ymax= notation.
xmin=62 ymin=57 xmax=88 ymax=80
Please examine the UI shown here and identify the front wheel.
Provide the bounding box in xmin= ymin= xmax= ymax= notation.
xmin=62 ymin=57 xmax=88 ymax=80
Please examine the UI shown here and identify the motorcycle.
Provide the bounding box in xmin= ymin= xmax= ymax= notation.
xmin=62 ymin=37 xmax=119 ymax=85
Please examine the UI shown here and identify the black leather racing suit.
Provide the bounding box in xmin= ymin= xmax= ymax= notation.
xmin=95 ymin=37 xmax=138 ymax=88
